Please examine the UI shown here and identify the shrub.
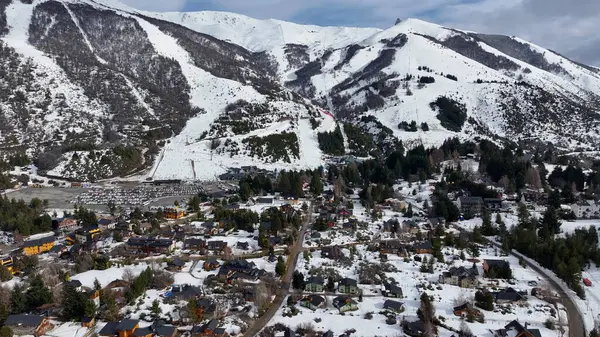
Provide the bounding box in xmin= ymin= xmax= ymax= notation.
xmin=430 ymin=96 xmax=467 ymax=132
xmin=419 ymin=76 xmax=435 ymax=84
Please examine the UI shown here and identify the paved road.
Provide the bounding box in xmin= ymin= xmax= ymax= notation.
xmin=243 ymin=202 xmax=314 ymax=337
xmin=485 ymin=239 xmax=585 ymax=337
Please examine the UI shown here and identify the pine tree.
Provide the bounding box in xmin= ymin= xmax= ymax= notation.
xmin=151 ymin=299 xmax=161 ymax=318
xmin=94 ymin=278 xmax=102 ymax=291
xmin=84 ymin=299 xmax=97 ymax=318
xmin=275 ymin=256 xmax=286 ymax=276
xmin=10 ymin=285 xmax=27 ymax=314
xmin=310 ymin=172 xmax=323 ymax=196
xmin=26 ymin=275 xmax=52 ymax=310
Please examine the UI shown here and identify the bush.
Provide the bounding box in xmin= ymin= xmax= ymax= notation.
xmin=430 ymin=96 xmax=467 ymax=132
xmin=445 ymin=74 xmax=458 ymax=81
xmin=419 ymin=76 xmax=435 ymax=84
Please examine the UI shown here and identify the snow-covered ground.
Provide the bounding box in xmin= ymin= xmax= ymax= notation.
xmin=276 ymin=242 xmax=560 ymax=336
xmin=70 ymin=263 xmax=151 ymax=288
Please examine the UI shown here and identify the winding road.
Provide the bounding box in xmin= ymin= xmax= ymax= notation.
xmin=243 ymin=202 xmax=314 ymax=337
xmin=483 ymin=238 xmax=585 ymax=337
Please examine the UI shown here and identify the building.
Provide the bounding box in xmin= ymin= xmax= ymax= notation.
xmin=494 ymin=288 xmax=526 ymax=303
xmin=427 ymin=217 xmax=445 ymax=229
xmin=190 ymin=319 xmax=228 ymax=337
xmin=382 ymin=299 xmax=404 ymax=313
xmin=99 ymin=319 xmax=140 ymax=337
xmin=571 ymin=200 xmax=600 ymax=219
xmin=332 ymin=296 xmax=358 ymax=313
xmin=98 ymin=218 xmax=117 ymax=230
xmin=493 ymin=320 xmax=542 ymax=337
xmin=321 ymin=246 xmax=344 ymax=260
xmin=132 ymin=322 xmax=176 ymax=337
xmin=304 ymin=276 xmax=324 ymax=292
xmin=414 ymin=241 xmax=434 ymax=254
xmin=75 ymin=226 xmax=101 ymax=244
xmin=457 ymin=196 xmax=483 ymax=215
xmin=300 ymin=295 xmax=325 ymax=311
xmin=483 ymin=259 xmax=510 ymax=274
xmin=379 ymin=240 xmax=407 ymax=256
xmin=484 ymin=198 xmax=503 ymax=211
xmin=5 ymin=314 xmax=53 ymax=337
xmin=439 ymin=266 xmax=479 ymax=288
xmin=184 ymin=238 xmax=206 ymax=251
xmin=23 ymin=236 xmax=55 ymax=256
xmin=338 ymin=278 xmax=359 ymax=294
xmin=127 ymin=237 xmax=174 ymax=254
xmin=203 ymin=258 xmax=221 ymax=271
xmin=165 ymin=207 xmax=185 ymax=220
xmin=1 ymin=255 xmax=15 ymax=274
xmin=453 ymin=302 xmax=482 ymax=318
xmin=382 ymin=283 xmax=403 ymax=298
xmin=206 ymin=241 xmax=228 ymax=254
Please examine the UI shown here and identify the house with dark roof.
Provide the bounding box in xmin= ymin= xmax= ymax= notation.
xmin=453 ymin=302 xmax=482 ymax=318
xmin=99 ymin=319 xmax=140 ymax=337
xmin=383 ymin=299 xmax=404 ymax=313
xmin=127 ymin=238 xmax=174 ymax=254
xmin=483 ymin=259 xmax=510 ymax=273
xmin=203 ymin=258 xmax=221 ymax=271
xmin=184 ymin=238 xmax=206 ymax=251
xmin=170 ymin=285 xmax=203 ymax=301
xmin=457 ymin=196 xmax=483 ymax=215
xmin=98 ymin=218 xmax=117 ymax=230
xmin=132 ymin=322 xmax=176 ymax=337
xmin=382 ymin=283 xmax=403 ymax=298
xmin=167 ymin=258 xmax=186 ymax=271
xmin=414 ymin=241 xmax=434 ymax=254
xmin=495 ymin=288 xmax=526 ymax=303
xmin=332 ymin=296 xmax=358 ymax=313
xmin=190 ymin=319 xmax=227 ymax=337
xmin=404 ymin=320 xmax=426 ymax=336
xmin=427 ymin=217 xmax=445 ymax=228
xmin=304 ymin=276 xmax=324 ymax=292
xmin=321 ymin=246 xmax=344 ymax=260
xmin=379 ymin=239 xmax=407 ymax=256
xmin=236 ymin=241 xmax=249 ymax=250
xmin=5 ymin=314 xmax=53 ymax=337
xmin=493 ymin=320 xmax=542 ymax=337
xmin=300 ymin=295 xmax=325 ymax=311
xmin=439 ymin=265 xmax=479 ymax=288
xmin=338 ymin=278 xmax=359 ymax=294
xmin=206 ymin=241 xmax=227 ymax=254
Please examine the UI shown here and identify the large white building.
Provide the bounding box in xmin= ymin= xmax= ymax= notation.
xmin=571 ymin=200 xmax=600 ymax=219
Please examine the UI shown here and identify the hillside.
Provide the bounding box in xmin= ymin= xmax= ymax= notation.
xmin=0 ymin=0 xmax=599 ymax=181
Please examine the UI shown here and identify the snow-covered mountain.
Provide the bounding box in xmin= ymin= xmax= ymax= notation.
xmin=1 ymin=0 xmax=599 ymax=181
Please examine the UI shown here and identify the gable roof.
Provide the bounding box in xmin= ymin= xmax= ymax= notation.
xmin=301 ymin=295 xmax=325 ymax=307
xmin=496 ymin=320 xmax=542 ymax=337
xmin=338 ymin=278 xmax=357 ymax=287
xmin=383 ymin=299 xmax=404 ymax=310
xmin=305 ymin=276 xmax=324 ymax=285
xmin=98 ymin=322 xmax=119 ymax=336
xmin=5 ymin=314 xmax=45 ymax=327
xmin=116 ymin=319 xmax=139 ymax=331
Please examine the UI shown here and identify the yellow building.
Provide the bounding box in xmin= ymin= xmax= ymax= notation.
xmin=1 ymin=256 xmax=14 ymax=274
xmin=165 ymin=207 xmax=185 ymax=219
xmin=23 ymin=236 xmax=55 ymax=256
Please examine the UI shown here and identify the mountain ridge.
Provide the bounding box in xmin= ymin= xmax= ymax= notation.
xmin=0 ymin=0 xmax=599 ymax=181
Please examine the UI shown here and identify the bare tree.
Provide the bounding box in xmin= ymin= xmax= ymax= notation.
xmin=122 ymin=268 xmax=136 ymax=283
xmin=453 ymin=291 xmax=473 ymax=307
xmin=459 ymin=321 xmax=473 ymax=337
xmin=254 ymin=282 xmax=270 ymax=314
xmin=525 ymin=167 xmax=543 ymax=190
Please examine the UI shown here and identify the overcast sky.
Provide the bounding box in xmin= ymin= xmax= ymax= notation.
xmin=120 ymin=0 xmax=600 ymax=66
